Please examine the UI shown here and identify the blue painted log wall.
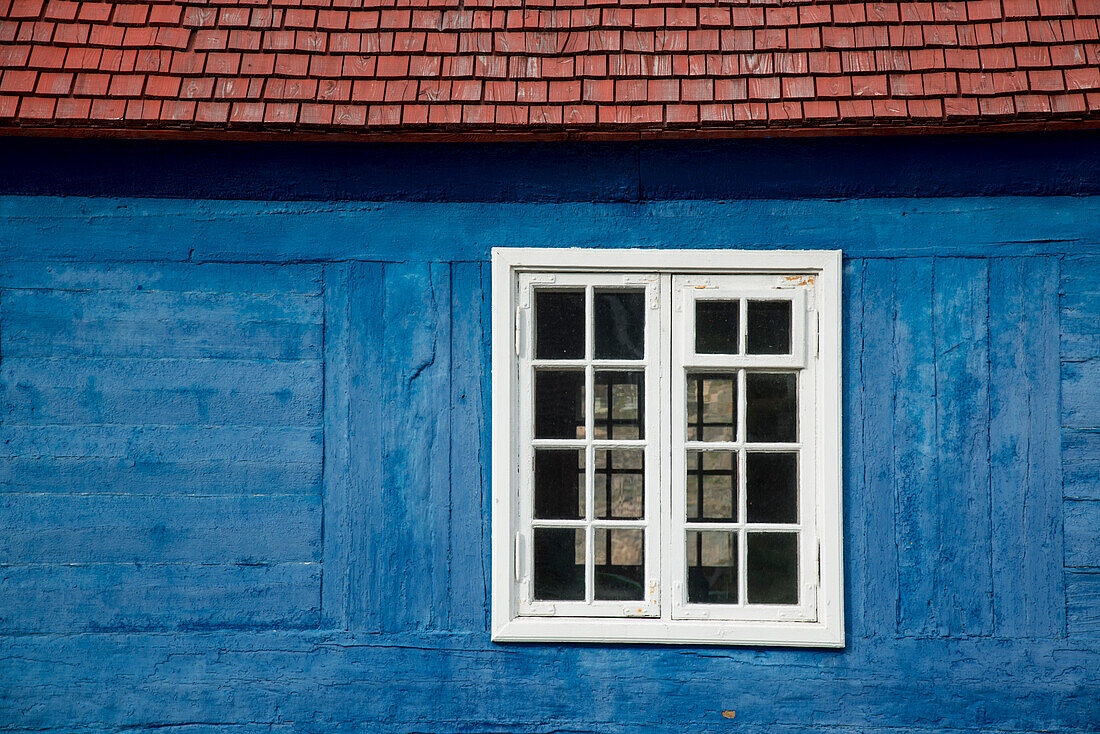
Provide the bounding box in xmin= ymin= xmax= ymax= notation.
xmin=0 ymin=134 xmax=1098 ymax=732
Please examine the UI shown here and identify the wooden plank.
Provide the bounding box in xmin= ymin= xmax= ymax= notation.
xmin=2 ymin=289 xmax=322 ymax=360
xmin=841 ymin=259 xmax=867 ymax=634
xmin=1066 ymin=571 xmax=1100 ymax=636
xmin=892 ymin=258 xmax=938 ymax=636
xmin=320 ymin=262 xmax=386 ymax=631
xmin=0 ymin=262 xmax=323 ymax=294
xmin=859 ymin=258 xmax=898 ymax=637
xmin=6 ymin=196 xmax=1100 ymax=262
xmin=933 ymin=257 xmax=993 ymax=636
xmin=0 ymin=563 xmax=320 ymax=632
xmin=1 ymin=357 xmax=322 ymax=426
xmin=448 ymin=261 xmax=490 ymax=632
xmin=0 ymin=631 xmax=1097 ymax=733
xmin=1063 ymin=359 xmax=1100 ymax=428
xmin=0 ymin=425 xmax=320 ymax=464
xmin=1063 ymin=429 xmax=1100 ymax=500
xmin=1060 ymin=291 xmax=1100 ymax=363
xmin=379 ymin=262 xmax=452 ymax=632
xmin=0 ymin=457 xmax=321 ymax=496
xmin=0 ymin=494 xmax=321 ymax=564
xmin=1059 ymin=255 xmax=1100 ymax=295
xmin=320 ymin=263 xmax=351 ymax=631
xmin=345 ymin=262 xmax=385 ymax=631
xmin=1065 ymin=500 xmax=1100 ymax=568
xmin=988 ymin=256 xmax=1063 ymax=637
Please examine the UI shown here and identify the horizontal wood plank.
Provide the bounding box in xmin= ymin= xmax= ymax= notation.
xmin=0 ymin=494 xmax=321 ymax=564
xmin=0 ymin=262 xmax=323 ymax=294
xmin=0 ymin=562 xmax=319 ymax=632
xmin=1063 ymin=429 xmax=1100 ymax=500
xmin=1064 ymin=500 xmax=1100 ymax=568
xmin=2 ymin=357 xmax=321 ymax=426
xmin=0 ymin=457 xmax=321 ymax=496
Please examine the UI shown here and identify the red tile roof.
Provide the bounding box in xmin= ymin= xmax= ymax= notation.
xmin=2 ymin=0 xmax=1100 ymax=137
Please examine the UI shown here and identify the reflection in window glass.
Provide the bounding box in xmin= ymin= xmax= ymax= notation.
xmin=686 ymin=450 xmax=737 ymax=521
xmin=695 ymin=300 xmax=739 ymax=354
xmin=746 ymin=372 xmax=797 ymax=443
xmin=594 ymin=528 xmax=644 ymax=600
xmin=595 ymin=449 xmax=644 ymax=519
xmin=746 ymin=452 xmax=798 ymax=524
xmin=595 ymin=289 xmax=645 ymax=360
xmin=747 ymin=532 xmax=798 ymax=605
xmin=686 ymin=373 xmax=737 ymax=442
xmin=535 ymin=370 xmax=585 ymax=439
xmin=747 ymin=300 xmax=792 ymax=355
xmin=533 ymin=528 xmax=586 ymax=601
xmin=534 ymin=449 xmax=585 ymax=520
xmin=594 ymin=371 xmax=644 ymax=439
xmin=535 ymin=289 xmax=585 ymax=359
xmin=687 ymin=530 xmax=738 ymax=604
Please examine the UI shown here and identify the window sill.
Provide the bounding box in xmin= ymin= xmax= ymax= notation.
xmin=491 ymin=616 xmax=845 ymax=647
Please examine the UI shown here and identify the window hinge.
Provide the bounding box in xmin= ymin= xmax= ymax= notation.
xmin=514 ymin=532 xmax=524 ymax=582
xmin=514 ymin=306 xmax=523 ymax=356
xmin=813 ymin=310 xmax=820 ymax=358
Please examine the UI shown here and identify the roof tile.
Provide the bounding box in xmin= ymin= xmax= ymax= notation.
xmin=0 ymin=0 xmax=1096 ymax=136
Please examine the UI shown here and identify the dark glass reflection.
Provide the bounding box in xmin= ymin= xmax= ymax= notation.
xmin=595 ymin=449 xmax=644 ymax=519
xmin=745 ymin=372 xmax=797 ymax=443
xmin=594 ymin=371 xmax=644 ymax=439
xmin=747 ymin=300 xmax=792 ymax=355
xmin=535 ymin=290 xmax=585 ymax=359
xmin=595 ymin=289 xmax=645 ymax=360
xmin=686 ymin=450 xmax=736 ymax=521
xmin=746 ymin=452 xmax=798 ymax=524
xmin=534 ymin=449 xmax=585 ymax=519
xmin=534 ymin=370 xmax=585 ymax=439
xmin=687 ymin=530 xmax=738 ymax=604
xmin=533 ymin=528 xmax=585 ymax=601
xmin=686 ymin=373 xmax=737 ymax=441
xmin=747 ymin=532 xmax=798 ymax=605
xmin=696 ymin=300 xmax=740 ymax=354
xmin=594 ymin=528 xmax=644 ymax=600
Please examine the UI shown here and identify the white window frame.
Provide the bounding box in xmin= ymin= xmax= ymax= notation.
xmin=491 ymin=248 xmax=844 ymax=647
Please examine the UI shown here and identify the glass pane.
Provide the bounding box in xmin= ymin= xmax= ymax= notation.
xmin=533 ymin=528 xmax=585 ymax=601
xmin=686 ymin=450 xmax=737 ymax=521
xmin=595 ymin=289 xmax=645 ymax=360
xmin=535 ymin=289 xmax=585 ymax=359
xmin=747 ymin=532 xmax=798 ymax=605
xmin=747 ymin=300 xmax=792 ymax=355
xmin=594 ymin=528 xmax=644 ymax=600
xmin=686 ymin=373 xmax=737 ymax=442
xmin=534 ymin=449 xmax=585 ymax=520
xmin=695 ymin=300 xmax=739 ymax=354
xmin=686 ymin=530 xmax=738 ymax=604
xmin=535 ymin=370 xmax=585 ymax=439
xmin=746 ymin=452 xmax=798 ymax=524
xmin=745 ymin=372 xmax=797 ymax=443
xmin=594 ymin=371 xmax=643 ymax=439
xmin=595 ymin=449 xmax=644 ymax=519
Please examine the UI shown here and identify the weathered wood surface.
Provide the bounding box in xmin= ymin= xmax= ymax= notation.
xmin=0 ymin=241 xmax=1095 ymax=730
xmin=0 ymin=262 xmax=324 ymax=639
xmin=3 ymin=196 xmax=1100 ymax=263
xmin=1060 ymin=256 xmax=1100 ymax=644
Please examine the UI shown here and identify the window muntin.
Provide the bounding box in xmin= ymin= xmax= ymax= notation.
xmin=492 ymin=249 xmax=843 ymax=647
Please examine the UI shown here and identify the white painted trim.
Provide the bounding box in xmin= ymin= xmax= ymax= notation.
xmin=491 ymin=247 xmax=844 ymax=647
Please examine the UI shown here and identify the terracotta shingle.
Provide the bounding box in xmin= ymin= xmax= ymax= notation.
xmin=1 ymin=0 xmax=1098 ymax=135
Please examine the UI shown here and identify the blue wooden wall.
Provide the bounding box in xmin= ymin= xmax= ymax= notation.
xmin=0 ymin=134 xmax=1098 ymax=732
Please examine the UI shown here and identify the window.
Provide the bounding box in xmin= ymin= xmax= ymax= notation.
xmin=491 ymin=248 xmax=843 ymax=647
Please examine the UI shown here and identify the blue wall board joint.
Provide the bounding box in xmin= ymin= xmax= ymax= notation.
xmin=0 ymin=138 xmax=1098 ymax=732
